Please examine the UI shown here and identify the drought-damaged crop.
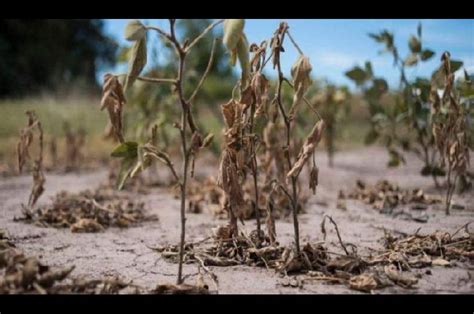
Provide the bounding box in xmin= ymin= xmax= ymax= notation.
xmin=218 ymin=20 xmax=325 ymax=255
xmin=101 ymin=19 xmax=222 ymax=285
xmin=16 ymin=185 xmax=157 ymax=232
xmin=310 ymin=84 xmax=351 ymax=167
xmin=431 ymin=52 xmax=471 ymax=214
xmin=345 ymin=24 xmax=446 ymax=186
xmin=17 ymin=110 xmax=45 ymax=209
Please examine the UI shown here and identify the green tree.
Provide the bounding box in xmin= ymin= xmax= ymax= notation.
xmin=0 ymin=19 xmax=118 ymax=97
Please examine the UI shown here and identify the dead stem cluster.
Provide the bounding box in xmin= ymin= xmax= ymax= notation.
xmin=16 ymin=185 xmax=157 ymax=233
xmin=151 ymin=220 xmax=472 ymax=293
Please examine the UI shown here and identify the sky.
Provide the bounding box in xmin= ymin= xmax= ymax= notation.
xmin=102 ymin=19 xmax=474 ymax=89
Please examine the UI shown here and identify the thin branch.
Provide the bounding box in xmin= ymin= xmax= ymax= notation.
xmin=187 ymin=38 xmax=218 ymax=104
xmin=278 ymin=183 xmax=295 ymax=205
xmin=321 ymin=215 xmax=350 ymax=256
xmin=282 ymin=78 xmax=323 ymax=120
xmin=146 ymin=26 xmax=172 ymax=43
xmin=145 ymin=153 xmax=181 ymax=185
xmin=117 ymin=74 xmax=176 ymax=85
xmin=185 ymin=19 xmax=224 ymax=52
xmin=286 ymin=30 xmax=304 ymax=55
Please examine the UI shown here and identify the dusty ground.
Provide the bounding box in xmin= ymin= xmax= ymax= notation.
xmin=1 ymin=146 xmax=473 ymax=294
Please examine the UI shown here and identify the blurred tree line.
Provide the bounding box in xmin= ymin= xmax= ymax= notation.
xmin=0 ymin=19 xmax=118 ymax=98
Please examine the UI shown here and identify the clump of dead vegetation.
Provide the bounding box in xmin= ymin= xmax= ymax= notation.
xmin=151 ymin=216 xmax=473 ymax=293
xmin=339 ymin=179 xmax=442 ymax=211
xmin=16 ymin=185 xmax=157 ymax=233
xmin=0 ymin=228 xmax=143 ymax=294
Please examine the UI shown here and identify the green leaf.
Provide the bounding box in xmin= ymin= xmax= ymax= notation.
xmin=117 ymin=46 xmax=131 ymax=63
xmin=116 ymin=156 xmax=138 ymax=190
xmin=124 ymin=20 xmax=146 ymax=41
xmin=421 ymin=165 xmax=446 ymax=177
xmin=111 ymin=141 xmax=138 ymax=158
xmin=450 ymin=60 xmax=463 ymax=73
xmin=364 ymin=129 xmax=379 ymax=145
xmin=387 ymin=149 xmax=405 ymax=168
xmin=345 ymin=66 xmax=369 ymax=85
xmin=125 ymin=37 xmax=147 ymax=90
xmin=404 ymin=53 xmax=418 ymax=67
xmin=464 ymin=69 xmax=472 ymax=83
xmin=373 ymin=78 xmax=388 ymax=94
xmin=420 ymin=49 xmax=435 ymax=61
xmin=365 ymin=61 xmax=373 ymax=77
xmin=409 ymin=36 xmax=421 ymax=53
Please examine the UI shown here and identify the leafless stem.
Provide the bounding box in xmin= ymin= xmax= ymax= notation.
xmin=187 ymin=38 xmax=218 ymax=104
xmin=286 ymin=30 xmax=304 ymax=55
xmin=272 ymin=26 xmax=301 ymax=254
xmin=321 ymin=215 xmax=350 ymax=256
xmin=185 ymin=19 xmax=224 ymax=52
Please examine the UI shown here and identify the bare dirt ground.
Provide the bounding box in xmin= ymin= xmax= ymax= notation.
xmin=1 ymin=146 xmax=473 ymax=294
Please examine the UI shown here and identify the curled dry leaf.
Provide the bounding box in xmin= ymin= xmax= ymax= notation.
xmin=287 ymin=120 xmax=325 ymax=178
xmin=251 ymin=72 xmax=270 ymax=117
xmin=154 ymin=283 xmax=209 ymax=295
xmin=349 ymin=273 xmax=380 ymax=293
xmin=384 ymin=264 xmax=418 ymax=288
xmin=288 ymin=55 xmax=312 ymax=121
xmin=100 ymin=74 xmax=126 ymax=143
xmin=309 ymin=166 xmax=318 ymax=195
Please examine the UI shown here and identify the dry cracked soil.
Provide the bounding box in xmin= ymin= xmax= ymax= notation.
xmin=1 ymin=147 xmax=473 ymax=294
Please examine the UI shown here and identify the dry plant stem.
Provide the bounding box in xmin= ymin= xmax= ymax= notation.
xmin=185 ymin=19 xmax=224 ymax=52
xmin=445 ymin=164 xmax=458 ymax=215
xmin=322 ymin=215 xmax=350 ymax=256
xmin=160 ymin=19 xmax=222 ymax=285
xmin=274 ymin=27 xmax=300 ymax=254
xmin=249 ymin=102 xmax=261 ymax=239
xmin=187 ymin=39 xmax=218 ymax=104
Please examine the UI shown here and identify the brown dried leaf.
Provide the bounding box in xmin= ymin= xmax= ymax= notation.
xmin=70 ymin=218 xmax=105 ymax=233
xmin=349 ymin=274 xmax=379 ymax=292
xmin=384 ymin=265 xmax=418 ymax=288
xmin=287 ymin=120 xmax=325 ymax=178
xmin=100 ymin=74 xmax=126 ymax=143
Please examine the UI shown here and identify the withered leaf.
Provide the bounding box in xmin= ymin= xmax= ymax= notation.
xmin=100 ymin=74 xmax=126 ymax=143
xmin=287 ymin=120 xmax=325 ymax=178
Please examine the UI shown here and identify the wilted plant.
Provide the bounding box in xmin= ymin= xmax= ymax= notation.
xmin=345 ymin=23 xmax=463 ymax=187
xmin=17 ymin=110 xmax=45 ymax=208
xmin=431 ymin=52 xmax=471 ymax=214
xmin=219 ymin=20 xmax=324 ymax=254
xmin=101 ymin=19 xmax=222 ymax=285
xmin=63 ymin=122 xmax=86 ymax=172
xmin=311 ymin=84 xmax=351 ymax=167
